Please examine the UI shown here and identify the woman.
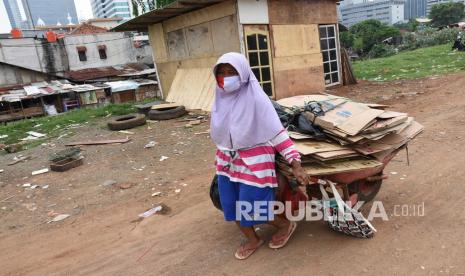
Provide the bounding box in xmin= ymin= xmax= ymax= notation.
xmin=211 ymin=52 xmax=310 ymax=260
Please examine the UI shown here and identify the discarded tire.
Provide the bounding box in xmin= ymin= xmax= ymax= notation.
xmin=107 ymin=114 xmax=146 ymax=131
xmin=148 ymin=106 xmax=187 ymax=120
xmin=135 ymin=101 xmax=166 ymax=115
xmin=210 ymin=175 xmax=222 ymax=211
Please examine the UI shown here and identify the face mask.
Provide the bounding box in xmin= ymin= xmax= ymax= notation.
xmin=222 ymin=76 xmax=241 ymax=93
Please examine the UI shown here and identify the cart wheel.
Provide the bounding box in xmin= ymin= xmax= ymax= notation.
xmin=348 ymin=178 xmax=382 ymax=204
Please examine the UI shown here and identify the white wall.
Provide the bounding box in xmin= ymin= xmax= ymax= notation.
xmin=64 ymin=32 xmax=137 ymax=70
xmin=237 ymin=0 xmax=269 ymax=24
xmin=391 ymin=4 xmax=405 ymax=24
xmin=0 ymin=37 xmax=68 ymax=74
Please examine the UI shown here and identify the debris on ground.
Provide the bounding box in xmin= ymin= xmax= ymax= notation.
xmin=0 ymin=135 xmax=8 ymax=139
xmin=159 ymin=156 xmax=169 ymax=162
xmin=65 ymin=138 xmax=131 ymax=146
xmin=0 ymin=169 xmax=3 ymax=173
xmin=8 ymin=155 xmax=31 ymax=166
xmin=102 ymin=180 xmax=117 ymax=187
xmin=175 ymin=189 xmax=181 ymax=193
xmin=108 ymin=114 xmax=147 ymax=131
xmin=138 ymin=203 xmax=170 ymax=219
xmin=144 ymin=141 xmax=157 ymax=148
xmin=138 ymin=205 xmax=163 ymax=218
xmin=20 ymin=131 xmax=46 ymax=141
xmin=118 ymin=130 xmax=135 ymax=135
xmin=116 ymin=183 xmax=134 ymax=190
xmin=151 ymin=192 xmax=162 ymax=197
xmin=4 ymin=143 xmax=23 ymax=153
xmin=50 ymin=157 xmax=83 ymax=172
xmin=31 ymin=168 xmax=49 ymax=176
xmin=48 ymin=214 xmax=71 ymax=223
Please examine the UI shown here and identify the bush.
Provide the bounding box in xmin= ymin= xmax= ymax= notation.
xmin=368 ymin=44 xmax=397 ymax=58
xmin=349 ymin=19 xmax=401 ymax=56
xmin=400 ymin=27 xmax=460 ymax=50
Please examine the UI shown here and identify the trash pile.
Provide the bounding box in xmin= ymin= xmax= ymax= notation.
xmin=273 ymin=94 xmax=424 ymax=177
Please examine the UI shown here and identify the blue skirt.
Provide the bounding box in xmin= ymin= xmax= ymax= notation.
xmin=217 ymin=175 xmax=276 ymax=227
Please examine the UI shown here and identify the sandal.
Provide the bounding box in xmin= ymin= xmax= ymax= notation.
xmin=268 ymin=221 xmax=297 ymax=249
xmin=234 ymin=240 xmax=264 ymax=260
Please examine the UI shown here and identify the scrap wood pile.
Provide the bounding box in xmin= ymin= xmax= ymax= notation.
xmin=273 ymin=94 xmax=424 ymax=178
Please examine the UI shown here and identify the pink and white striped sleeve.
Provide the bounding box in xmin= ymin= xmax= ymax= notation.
xmin=270 ymin=130 xmax=301 ymax=164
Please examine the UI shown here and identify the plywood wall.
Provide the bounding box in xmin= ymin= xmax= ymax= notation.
xmin=147 ymin=0 xmax=240 ymax=96
xmin=267 ymin=0 xmax=338 ymax=24
xmin=272 ymin=25 xmax=320 ymax=57
xmin=270 ymin=24 xmax=326 ymax=99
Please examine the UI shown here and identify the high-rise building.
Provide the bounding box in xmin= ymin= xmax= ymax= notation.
xmin=21 ymin=0 xmax=79 ymax=27
xmin=3 ymin=0 xmax=23 ymax=29
xmin=91 ymin=0 xmax=132 ymax=20
xmin=404 ymin=0 xmax=427 ymax=19
xmin=426 ymin=0 xmax=464 ymax=15
xmin=340 ymin=0 xmax=406 ymax=27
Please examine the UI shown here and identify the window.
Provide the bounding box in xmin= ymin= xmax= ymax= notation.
xmin=319 ymin=25 xmax=341 ymax=86
xmin=98 ymin=45 xmax=107 ymax=59
xmin=244 ymin=26 xmax=274 ymax=97
xmin=77 ymin=46 xmax=87 ymax=61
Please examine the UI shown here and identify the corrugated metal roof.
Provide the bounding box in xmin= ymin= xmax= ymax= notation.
xmin=112 ymin=0 xmax=225 ymax=32
xmin=65 ymin=63 xmax=150 ymax=81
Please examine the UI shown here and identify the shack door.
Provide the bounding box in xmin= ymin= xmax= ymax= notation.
xmin=319 ymin=24 xmax=341 ymax=86
xmin=243 ymin=25 xmax=275 ymax=98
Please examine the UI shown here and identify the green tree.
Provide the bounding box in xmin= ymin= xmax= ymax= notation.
xmin=339 ymin=31 xmax=355 ymax=48
xmin=393 ymin=18 xmax=420 ymax=32
xmin=430 ymin=2 xmax=465 ymax=27
xmin=350 ymin=19 xmax=400 ymax=54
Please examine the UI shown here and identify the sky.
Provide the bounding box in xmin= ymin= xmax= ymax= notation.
xmin=0 ymin=0 xmax=94 ymax=33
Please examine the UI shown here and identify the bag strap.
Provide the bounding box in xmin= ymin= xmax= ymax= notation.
xmin=328 ymin=181 xmax=345 ymax=212
xmin=319 ymin=184 xmax=331 ymax=201
xmin=327 ymin=180 xmax=377 ymax=233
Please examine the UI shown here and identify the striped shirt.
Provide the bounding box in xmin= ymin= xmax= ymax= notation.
xmin=215 ymin=130 xmax=301 ymax=188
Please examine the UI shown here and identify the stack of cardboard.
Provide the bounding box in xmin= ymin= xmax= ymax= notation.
xmin=276 ymin=94 xmax=424 ymax=177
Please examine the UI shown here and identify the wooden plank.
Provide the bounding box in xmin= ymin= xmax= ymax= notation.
xmin=65 ymin=138 xmax=131 ymax=146
xmin=185 ymin=22 xmax=214 ymax=57
xmin=166 ymin=68 xmax=216 ymax=111
xmin=148 ymin=23 xmax=168 ymax=62
xmin=268 ymin=0 xmax=338 ymax=24
xmin=271 ymin=25 xmax=321 ymax=57
xmin=273 ymin=53 xmax=323 ymax=71
xmin=151 ymin=103 xmax=181 ymax=110
xmin=273 ymin=66 xmax=325 ymax=100
xmin=156 ymin=56 xmax=219 ymax=99
xmin=211 ymin=15 xmax=240 ymax=54
xmin=167 ymin=29 xmax=188 ymax=59
xmin=163 ymin=1 xmax=236 ymax=33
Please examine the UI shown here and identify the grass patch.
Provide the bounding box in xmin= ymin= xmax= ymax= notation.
xmin=353 ymin=44 xmax=465 ymax=82
xmin=0 ymin=103 xmax=136 ymax=146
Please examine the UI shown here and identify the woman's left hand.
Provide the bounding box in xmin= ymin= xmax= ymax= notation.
xmin=291 ymin=160 xmax=310 ymax=185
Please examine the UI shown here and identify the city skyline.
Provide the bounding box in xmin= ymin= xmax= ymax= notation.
xmin=0 ymin=0 xmax=93 ymax=32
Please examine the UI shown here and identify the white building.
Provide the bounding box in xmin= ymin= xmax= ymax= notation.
xmin=91 ymin=0 xmax=132 ymax=20
xmin=426 ymin=0 xmax=464 ymax=15
xmin=340 ymin=0 xmax=406 ymax=27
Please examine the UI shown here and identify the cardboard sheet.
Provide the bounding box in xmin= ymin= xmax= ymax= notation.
xmin=294 ymin=140 xmax=348 ymax=155
xmin=354 ymin=121 xmax=424 ymax=155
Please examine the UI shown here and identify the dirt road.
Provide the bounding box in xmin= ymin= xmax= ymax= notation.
xmin=1 ymin=73 xmax=465 ymax=275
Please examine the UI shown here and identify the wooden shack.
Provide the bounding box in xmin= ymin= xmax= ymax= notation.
xmin=115 ymin=0 xmax=342 ymax=110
